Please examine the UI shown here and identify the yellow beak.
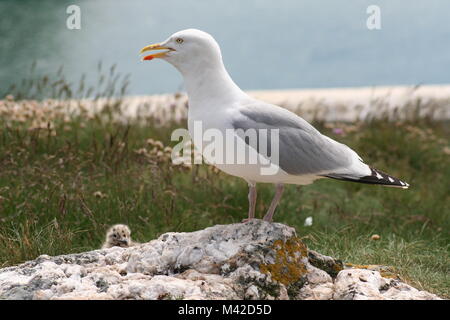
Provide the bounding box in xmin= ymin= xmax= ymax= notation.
xmin=139 ymin=43 xmax=171 ymax=61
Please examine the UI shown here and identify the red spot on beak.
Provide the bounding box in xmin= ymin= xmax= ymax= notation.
xmin=143 ymin=55 xmax=154 ymax=61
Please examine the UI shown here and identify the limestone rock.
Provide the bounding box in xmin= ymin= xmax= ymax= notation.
xmin=0 ymin=220 xmax=441 ymax=300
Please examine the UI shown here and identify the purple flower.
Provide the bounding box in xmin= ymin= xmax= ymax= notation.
xmin=333 ymin=128 xmax=344 ymax=135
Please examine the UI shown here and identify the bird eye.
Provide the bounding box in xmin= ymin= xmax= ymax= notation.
xmin=176 ymin=38 xmax=184 ymax=44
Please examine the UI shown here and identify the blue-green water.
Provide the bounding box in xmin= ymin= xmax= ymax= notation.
xmin=1 ymin=0 xmax=449 ymax=95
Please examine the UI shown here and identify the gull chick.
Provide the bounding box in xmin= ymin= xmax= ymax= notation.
xmin=140 ymin=29 xmax=409 ymax=222
xmin=102 ymin=224 xmax=138 ymax=249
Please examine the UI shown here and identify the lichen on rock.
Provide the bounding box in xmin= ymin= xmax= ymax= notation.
xmin=259 ymin=238 xmax=308 ymax=285
xmin=0 ymin=220 xmax=441 ymax=300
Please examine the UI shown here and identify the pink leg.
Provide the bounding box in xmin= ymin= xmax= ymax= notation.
xmin=242 ymin=182 xmax=257 ymax=223
xmin=263 ymin=183 xmax=284 ymax=222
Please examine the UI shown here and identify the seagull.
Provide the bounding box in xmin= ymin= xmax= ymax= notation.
xmin=140 ymin=29 xmax=409 ymax=222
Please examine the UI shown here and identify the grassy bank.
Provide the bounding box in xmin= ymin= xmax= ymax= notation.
xmin=0 ymin=73 xmax=448 ymax=297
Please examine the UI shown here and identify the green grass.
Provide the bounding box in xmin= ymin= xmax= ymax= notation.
xmin=0 ymin=72 xmax=448 ymax=298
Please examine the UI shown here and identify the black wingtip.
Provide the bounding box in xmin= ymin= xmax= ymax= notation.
xmin=361 ymin=167 xmax=410 ymax=188
xmin=324 ymin=168 xmax=410 ymax=189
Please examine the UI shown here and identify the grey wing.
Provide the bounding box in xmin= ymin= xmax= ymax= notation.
xmin=231 ymin=101 xmax=357 ymax=176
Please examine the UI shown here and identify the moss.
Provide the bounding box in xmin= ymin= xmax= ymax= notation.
xmin=238 ymin=275 xmax=281 ymax=299
xmin=259 ymin=237 xmax=308 ymax=287
xmin=257 ymin=281 xmax=281 ymax=299
xmin=286 ymin=277 xmax=308 ymax=298
xmin=157 ymin=293 xmax=185 ymax=300
xmin=308 ymin=250 xmax=344 ymax=278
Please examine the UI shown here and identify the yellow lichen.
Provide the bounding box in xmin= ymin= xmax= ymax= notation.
xmin=259 ymin=237 xmax=308 ymax=286
xmin=332 ymin=262 xmax=344 ymax=274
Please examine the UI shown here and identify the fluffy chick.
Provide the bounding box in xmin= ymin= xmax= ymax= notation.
xmin=102 ymin=224 xmax=138 ymax=249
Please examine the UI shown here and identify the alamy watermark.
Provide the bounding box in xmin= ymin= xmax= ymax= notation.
xmin=66 ymin=5 xmax=81 ymax=30
xmin=366 ymin=5 xmax=381 ymax=30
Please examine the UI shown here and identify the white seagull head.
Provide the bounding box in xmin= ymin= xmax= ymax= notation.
xmin=140 ymin=29 xmax=223 ymax=74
